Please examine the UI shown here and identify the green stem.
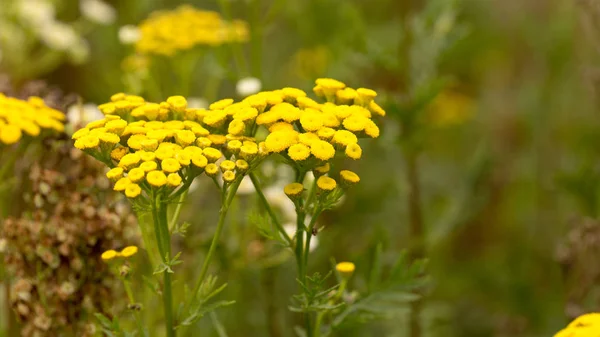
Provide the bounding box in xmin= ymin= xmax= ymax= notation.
xmin=123 ymin=279 xmax=146 ymax=337
xmin=169 ymin=189 xmax=188 ymax=232
xmin=188 ymin=178 xmax=243 ymax=307
xmin=153 ymin=193 xmax=175 ymax=337
xmin=303 ymin=208 xmax=321 ymax=269
xmin=248 ymin=172 xmax=293 ymax=246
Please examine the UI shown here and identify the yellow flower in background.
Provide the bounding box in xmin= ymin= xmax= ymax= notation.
xmin=120 ymin=246 xmax=139 ymax=258
xmin=554 ymin=313 xmax=600 ymax=337
xmin=0 ymin=94 xmax=65 ymax=145
xmin=336 ymin=261 xmax=355 ymax=277
xmin=135 ymin=5 xmax=248 ymax=56
xmin=426 ymin=90 xmax=474 ymax=127
xmin=290 ymin=45 xmax=331 ymax=80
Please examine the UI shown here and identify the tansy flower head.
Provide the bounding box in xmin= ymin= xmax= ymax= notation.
xmin=288 ymin=143 xmax=311 ymax=161
xmin=220 ymin=160 xmax=236 ymax=172
xmin=120 ymin=246 xmax=139 ymax=257
xmin=336 ymin=262 xmax=355 ymax=278
xmin=235 ymin=159 xmax=249 ymax=171
xmin=127 ymin=167 xmax=146 ymax=183
xmin=205 ymin=163 xmax=219 ymax=177
xmin=340 ymin=170 xmax=360 ymax=186
xmin=161 ymin=158 xmax=181 ymax=173
xmin=147 ymin=170 xmax=167 ymax=187
xmin=106 ymin=167 xmax=124 ymax=181
xmin=222 ymin=170 xmax=236 ymax=183
xmin=167 ymin=173 xmax=182 ymax=187
xmin=345 ymin=143 xmax=362 ymax=160
xmin=101 ymin=250 xmax=120 ymax=261
xmin=284 ymin=183 xmax=304 ymax=199
xmin=125 ymin=183 xmax=142 ymax=198
xmin=317 ymin=176 xmax=337 ymax=192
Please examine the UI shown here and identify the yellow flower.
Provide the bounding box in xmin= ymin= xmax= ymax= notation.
xmin=161 ymin=158 xmax=181 ymax=173
xmin=203 ymin=147 xmax=222 ymax=162
xmin=317 ymin=176 xmax=336 ymax=192
xmin=288 ymin=143 xmax=311 ymax=161
xmin=298 ymin=132 xmax=320 ymax=146
xmin=167 ymin=173 xmax=182 ymax=187
xmin=426 ymin=90 xmax=473 ymax=127
xmin=139 ymin=161 xmax=158 ymax=172
xmin=105 ymin=119 xmax=128 ymax=135
xmin=210 ymin=98 xmax=234 ymax=111
xmin=336 ymin=262 xmax=355 ymax=277
xmin=207 ymin=134 xmax=227 ymax=146
xmin=316 ymin=127 xmax=335 ymax=141
xmin=147 ymin=170 xmax=168 ymax=187
xmin=314 ymin=163 xmax=330 ymax=176
xmin=235 ymin=159 xmax=249 ymax=171
xmin=72 ymin=127 xmax=90 ymax=140
xmin=272 ymin=103 xmax=301 ymax=123
xmin=111 ymin=147 xmax=128 ymax=161
xmin=310 ymin=140 xmax=335 ymax=161
xmin=106 ymin=167 xmax=124 ymax=181
xmin=345 ymin=143 xmax=362 ymax=160
xmin=355 ymin=88 xmax=377 ymax=106
xmin=228 ymin=119 xmax=245 ymax=135
xmin=240 ymin=142 xmax=258 ymax=159
xmin=191 ymin=153 xmax=208 ymax=168
xmin=120 ymin=246 xmax=138 ymax=257
xmin=203 ymin=110 xmax=228 ymax=127
xmin=167 ymin=96 xmax=187 ymax=112
xmin=284 ymin=183 xmax=304 ymax=198
xmin=139 ymin=151 xmax=157 ymax=162
xmin=175 ymin=151 xmax=191 ymax=166
xmin=332 ymin=130 xmax=358 ymax=146
xmin=299 ymin=109 xmax=324 ymax=132
xmin=220 ymin=160 xmax=236 ymax=172
xmin=336 ymin=87 xmax=357 ymax=105
xmin=368 ymin=101 xmax=386 ymax=117
xmin=342 ymin=114 xmax=369 ymax=132
xmin=554 ymin=313 xmax=600 ymax=337
xmin=175 ymin=130 xmax=196 ymax=147
xmin=155 ymin=147 xmax=175 ymax=160
xmin=340 ymin=170 xmax=360 ymax=186
xmin=222 ymin=170 xmax=236 ymax=183
xmin=227 ymin=139 xmax=242 ymax=153
xmin=128 ymin=167 xmax=146 ymax=183
xmin=315 ymin=78 xmax=345 ymax=99
xmin=140 ymin=138 xmax=159 ymax=151
xmin=125 ymin=183 xmax=142 ymax=198
xmin=264 ymin=130 xmax=298 ymax=153
xmin=101 ymin=250 xmax=120 ymax=261
xmin=118 ymin=153 xmax=141 ymax=169
xmin=99 ymin=132 xmax=120 ymax=145
xmin=114 ymin=177 xmax=132 ymax=191
xmin=205 ymin=163 xmax=219 ymax=177
xmin=196 ymin=137 xmax=212 ymax=148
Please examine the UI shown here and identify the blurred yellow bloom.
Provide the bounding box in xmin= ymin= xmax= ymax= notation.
xmin=135 ymin=5 xmax=248 ymax=56
xmin=0 ymin=94 xmax=65 ymax=145
xmin=427 ymin=90 xmax=474 ymax=127
xmin=554 ymin=313 xmax=600 ymax=337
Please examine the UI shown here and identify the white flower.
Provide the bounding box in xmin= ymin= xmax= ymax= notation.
xmin=118 ymin=25 xmax=141 ymax=44
xmin=80 ymin=0 xmax=116 ymax=25
xmin=18 ymin=0 xmax=56 ymax=27
xmin=67 ymin=103 xmax=103 ymax=127
xmin=236 ymin=176 xmax=256 ymax=195
xmin=236 ymin=77 xmax=262 ymax=97
xmin=283 ymin=221 xmax=319 ymax=252
xmin=187 ymin=97 xmax=209 ymax=109
xmin=38 ymin=21 xmax=79 ymax=51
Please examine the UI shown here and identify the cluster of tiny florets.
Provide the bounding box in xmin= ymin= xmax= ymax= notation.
xmin=73 ymin=93 xmax=255 ymax=200
xmin=0 ymin=94 xmax=65 ymax=145
xmin=135 ymin=5 xmax=248 ymax=56
xmin=74 ymin=78 xmax=384 ymax=200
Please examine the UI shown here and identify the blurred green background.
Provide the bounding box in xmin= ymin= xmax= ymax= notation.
xmin=2 ymin=0 xmax=600 ymax=336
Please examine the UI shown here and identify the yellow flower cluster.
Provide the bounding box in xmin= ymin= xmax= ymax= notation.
xmin=74 ymin=78 xmax=382 ymax=200
xmin=0 ymin=94 xmax=65 ymax=145
xmin=554 ymin=313 xmax=600 ymax=337
xmin=135 ymin=5 xmax=249 ymax=56
xmin=101 ymin=246 xmax=139 ymax=261
xmin=73 ymin=93 xmax=255 ymax=200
